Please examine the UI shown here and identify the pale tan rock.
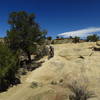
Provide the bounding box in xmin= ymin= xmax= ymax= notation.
xmin=96 ymin=41 xmax=100 ymax=46
xmin=0 ymin=42 xmax=100 ymax=100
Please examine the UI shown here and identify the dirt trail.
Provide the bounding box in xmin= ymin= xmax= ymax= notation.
xmin=0 ymin=42 xmax=100 ymax=100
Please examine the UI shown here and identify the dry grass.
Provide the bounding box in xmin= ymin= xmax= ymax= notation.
xmin=68 ymin=80 xmax=96 ymax=100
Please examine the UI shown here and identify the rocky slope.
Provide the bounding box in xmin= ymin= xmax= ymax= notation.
xmin=0 ymin=42 xmax=100 ymax=100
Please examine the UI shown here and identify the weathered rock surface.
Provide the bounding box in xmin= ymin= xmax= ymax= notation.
xmin=96 ymin=41 xmax=100 ymax=46
xmin=0 ymin=42 xmax=100 ymax=100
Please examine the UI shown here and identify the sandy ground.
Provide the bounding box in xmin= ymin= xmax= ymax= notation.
xmin=0 ymin=42 xmax=100 ymax=100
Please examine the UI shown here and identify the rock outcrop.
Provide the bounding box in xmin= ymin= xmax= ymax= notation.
xmin=0 ymin=42 xmax=100 ymax=100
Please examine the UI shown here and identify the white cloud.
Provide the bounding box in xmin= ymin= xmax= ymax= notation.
xmin=58 ymin=27 xmax=100 ymax=37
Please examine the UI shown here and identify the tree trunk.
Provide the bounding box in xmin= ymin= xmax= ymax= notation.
xmin=27 ymin=51 xmax=31 ymax=63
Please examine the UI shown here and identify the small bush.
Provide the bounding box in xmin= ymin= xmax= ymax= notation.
xmin=30 ymin=81 xmax=43 ymax=88
xmin=73 ymin=36 xmax=80 ymax=43
xmin=68 ymin=81 xmax=95 ymax=100
xmin=51 ymin=80 xmax=57 ymax=85
xmin=30 ymin=81 xmax=39 ymax=88
xmin=47 ymin=36 xmax=52 ymax=40
xmin=59 ymin=79 xmax=64 ymax=83
xmin=0 ymin=43 xmax=19 ymax=91
xmin=51 ymin=40 xmax=55 ymax=44
xmin=86 ymin=34 xmax=99 ymax=42
xmin=56 ymin=36 xmax=60 ymax=39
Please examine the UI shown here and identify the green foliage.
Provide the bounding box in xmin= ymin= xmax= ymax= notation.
xmin=69 ymin=36 xmax=73 ymax=39
xmin=56 ymin=36 xmax=60 ymax=39
xmin=86 ymin=34 xmax=99 ymax=42
xmin=7 ymin=11 xmax=47 ymax=62
xmin=61 ymin=37 xmax=64 ymax=39
xmin=47 ymin=36 xmax=52 ymax=40
xmin=0 ymin=43 xmax=19 ymax=91
xmin=73 ymin=36 xmax=80 ymax=43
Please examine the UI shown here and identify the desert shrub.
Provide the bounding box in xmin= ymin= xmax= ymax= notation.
xmin=47 ymin=36 xmax=52 ymax=40
xmin=56 ymin=36 xmax=60 ymax=39
xmin=68 ymin=81 xmax=95 ymax=100
xmin=61 ymin=37 xmax=64 ymax=39
xmin=30 ymin=81 xmax=43 ymax=88
xmin=59 ymin=79 xmax=64 ymax=83
xmin=51 ymin=40 xmax=54 ymax=44
xmin=51 ymin=80 xmax=57 ymax=85
xmin=0 ymin=43 xmax=19 ymax=91
xmin=73 ymin=36 xmax=80 ymax=43
xmin=86 ymin=34 xmax=99 ymax=42
xmin=30 ymin=81 xmax=38 ymax=88
xmin=69 ymin=36 xmax=73 ymax=39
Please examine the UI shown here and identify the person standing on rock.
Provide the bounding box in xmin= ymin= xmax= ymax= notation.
xmin=48 ymin=45 xmax=54 ymax=59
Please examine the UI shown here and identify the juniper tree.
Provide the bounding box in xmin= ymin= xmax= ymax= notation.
xmin=73 ymin=36 xmax=80 ymax=43
xmin=86 ymin=34 xmax=99 ymax=42
xmin=0 ymin=43 xmax=19 ymax=91
xmin=7 ymin=11 xmax=47 ymax=62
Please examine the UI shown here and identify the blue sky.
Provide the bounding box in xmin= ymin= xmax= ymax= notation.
xmin=0 ymin=0 xmax=100 ymax=38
